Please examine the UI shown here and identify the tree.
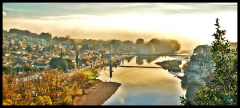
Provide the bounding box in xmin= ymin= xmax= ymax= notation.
xmin=49 ymin=57 xmax=68 ymax=70
xmin=2 ymin=66 xmax=10 ymax=74
xmin=93 ymin=69 xmax=100 ymax=77
xmin=62 ymin=47 xmax=66 ymax=56
xmin=17 ymin=41 xmax=23 ymax=48
xmin=35 ymin=96 xmax=45 ymax=105
xmin=23 ymin=63 xmax=32 ymax=72
xmin=168 ymin=39 xmax=181 ymax=52
xmin=56 ymin=66 xmax=63 ymax=71
xmin=48 ymin=45 xmax=52 ymax=51
xmin=11 ymin=40 xmax=15 ymax=46
xmin=38 ymin=32 xmax=52 ymax=42
xmin=26 ymin=44 xmax=33 ymax=53
xmin=75 ymin=73 xmax=90 ymax=95
xmin=136 ymin=38 xmax=145 ymax=54
xmin=76 ymin=52 xmax=78 ymax=67
xmin=9 ymin=42 xmax=13 ymax=48
xmin=60 ymin=86 xmax=73 ymax=105
xmin=146 ymin=42 xmax=155 ymax=54
xmin=77 ymin=45 xmax=82 ymax=51
xmin=36 ymin=45 xmax=40 ymax=52
xmin=43 ymin=96 xmax=52 ymax=105
xmin=81 ymin=56 xmax=91 ymax=64
xmin=66 ymin=59 xmax=74 ymax=69
xmin=179 ymin=18 xmax=238 ymax=106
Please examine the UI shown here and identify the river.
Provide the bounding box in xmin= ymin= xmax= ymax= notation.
xmin=97 ymin=55 xmax=196 ymax=105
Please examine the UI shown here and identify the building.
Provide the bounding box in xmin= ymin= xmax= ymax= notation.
xmin=32 ymin=63 xmax=50 ymax=70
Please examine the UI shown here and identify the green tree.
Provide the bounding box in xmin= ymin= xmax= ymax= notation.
xmin=48 ymin=45 xmax=51 ymax=51
xmin=136 ymin=38 xmax=145 ymax=54
xmin=56 ymin=66 xmax=63 ymax=71
xmin=179 ymin=18 xmax=238 ymax=106
xmin=76 ymin=52 xmax=78 ymax=67
xmin=49 ymin=57 xmax=68 ymax=70
xmin=35 ymin=45 xmax=40 ymax=52
xmin=9 ymin=42 xmax=13 ymax=48
xmin=2 ymin=66 xmax=10 ymax=74
xmin=38 ymin=32 xmax=52 ymax=42
xmin=66 ymin=59 xmax=74 ymax=69
xmin=26 ymin=44 xmax=33 ymax=53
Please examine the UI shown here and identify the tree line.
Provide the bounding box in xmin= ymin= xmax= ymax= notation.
xmin=2 ymin=68 xmax=98 ymax=105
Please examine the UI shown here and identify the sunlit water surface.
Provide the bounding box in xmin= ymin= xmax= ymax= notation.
xmin=97 ymin=56 xmax=189 ymax=105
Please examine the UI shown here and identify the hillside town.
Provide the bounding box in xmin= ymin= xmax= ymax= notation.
xmin=2 ymin=29 xmax=104 ymax=75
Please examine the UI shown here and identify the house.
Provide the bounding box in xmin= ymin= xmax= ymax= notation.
xmin=44 ymin=60 xmax=50 ymax=64
xmin=3 ymin=44 xmax=9 ymax=49
xmin=4 ymin=53 xmax=10 ymax=57
xmin=31 ymin=45 xmax=36 ymax=48
xmin=32 ymin=64 xmax=50 ymax=70
xmin=13 ymin=50 xmax=22 ymax=54
xmin=19 ymin=46 xmax=26 ymax=50
xmin=12 ymin=63 xmax=24 ymax=68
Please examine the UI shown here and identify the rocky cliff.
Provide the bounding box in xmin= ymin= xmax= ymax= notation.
xmin=185 ymin=45 xmax=215 ymax=86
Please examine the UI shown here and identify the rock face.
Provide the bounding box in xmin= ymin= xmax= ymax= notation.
xmin=185 ymin=45 xmax=215 ymax=86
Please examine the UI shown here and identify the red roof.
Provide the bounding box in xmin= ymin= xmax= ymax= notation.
xmin=37 ymin=53 xmax=43 ymax=56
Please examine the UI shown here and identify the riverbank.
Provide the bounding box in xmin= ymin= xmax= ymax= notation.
xmin=73 ymin=81 xmax=121 ymax=105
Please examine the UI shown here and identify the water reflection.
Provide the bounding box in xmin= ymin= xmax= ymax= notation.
xmin=98 ymin=55 xmax=196 ymax=105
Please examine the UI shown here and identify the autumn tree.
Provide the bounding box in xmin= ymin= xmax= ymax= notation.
xmin=23 ymin=63 xmax=32 ymax=72
xmin=60 ymin=86 xmax=73 ymax=105
xmin=62 ymin=47 xmax=66 ymax=56
xmin=75 ymin=73 xmax=90 ymax=95
xmin=77 ymin=45 xmax=82 ymax=51
xmin=81 ymin=56 xmax=92 ymax=64
xmin=17 ymin=41 xmax=23 ymax=48
xmin=93 ymin=69 xmax=100 ymax=77
xmin=179 ymin=18 xmax=238 ymax=106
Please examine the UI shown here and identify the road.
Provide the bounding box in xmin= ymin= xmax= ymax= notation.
xmin=15 ymin=54 xmax=135 ymax=83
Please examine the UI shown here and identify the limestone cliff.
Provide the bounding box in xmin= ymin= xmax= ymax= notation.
xmin=185 ymin=45 xmax=215 ymax=86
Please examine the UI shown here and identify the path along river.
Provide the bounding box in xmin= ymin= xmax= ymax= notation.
xmin=97 ymin=55 xmax=192 ymax=105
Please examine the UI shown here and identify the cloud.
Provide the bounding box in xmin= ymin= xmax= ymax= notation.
xmin=156 ymin=4 xmax=194 ymax=11
xmin=3 ymin=5 xmax=27 ymax=11
xmin=3 ymin=11 xmax=7 ymax=16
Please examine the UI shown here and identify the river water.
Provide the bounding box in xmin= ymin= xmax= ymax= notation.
xmin=97 ymin=55 xmax=192 ymax=105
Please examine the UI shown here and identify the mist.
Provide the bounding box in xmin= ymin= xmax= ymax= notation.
xmin=3 ymin=16 xmax=203 ymax=52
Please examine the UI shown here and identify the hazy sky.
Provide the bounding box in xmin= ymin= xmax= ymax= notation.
xmin=2 ymin=3 xmax=237 ymax=50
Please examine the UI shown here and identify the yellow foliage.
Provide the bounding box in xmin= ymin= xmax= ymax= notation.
xmin=35 ymin=96 xmax=45 ymax=105
xmin=2 ymin=99 xmax=12 ymax=106
xmin=63 ymin=96 xmax=72 ymax=105
xmin=77 ymin=45 xmax=82 ymax=51
xmin=43 ymin=96 xmax=52 ymax=105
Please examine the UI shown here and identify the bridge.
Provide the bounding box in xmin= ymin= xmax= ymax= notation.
xmin=100 ymin=41 xmax=194 ymax=78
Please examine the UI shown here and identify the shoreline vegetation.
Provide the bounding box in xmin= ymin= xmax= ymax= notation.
xmin=155 ymin=60 xmax=182 ymax=72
